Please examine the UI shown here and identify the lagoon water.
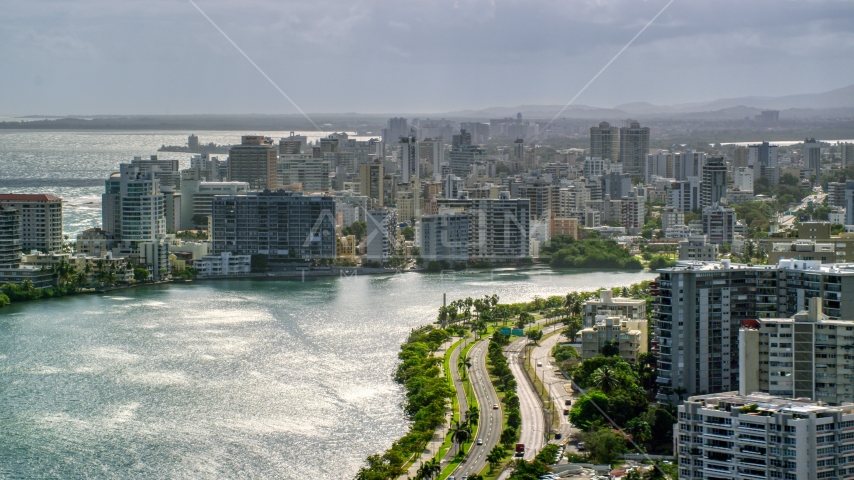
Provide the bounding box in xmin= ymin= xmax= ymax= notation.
xmin=0 ymin=130 xmax=656 ymax=478
xmin=0 ymin=270 xmax=655 ymax=478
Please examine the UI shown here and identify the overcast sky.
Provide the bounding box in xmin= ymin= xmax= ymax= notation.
xmin=2 ymin=0 xmax=853 ymax=115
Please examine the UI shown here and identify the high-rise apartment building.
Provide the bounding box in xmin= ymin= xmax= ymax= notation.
xmin=670 ymin=178 xmax=701 ymax=212
xmin=419 ymin=138 xmax=444 ymax=181
xmin=674 ymin=150 xmax=706 ymax=181
xmin=459 ymin=122 xmax=489 ymax=144
xmin=227 ymin=135 xmax=278 ymax=190
xmin=359 ymin=162 xmax=385 ymax=208
xmin=420 ymin=213 xmax=469 ymax=262
xmin=740 ymin=298 xmax=854 ymax=405
xmin=399 ymin=135 xmax=418 ymax=184
xmin=0 ymin=194 xmax=62 ymax=253
xmin=382 ymin=118 xmax=409 ymax=145
xmin=733 ymin=145 xmax=749 ymax=169
xmin=618 ymin=121 xmax=650 ymax=176
xmin=748 ymin=141 xmax=779 ymax=184
xmin=677 ymin=391 xmax=854 ymax=480
xmin=645 ymin=151 xmax=672 ymax=182
xmin=130 ymin=155 xmax=181 ymax=188
xmin=678 ymin=235 xmax=718 ymax=261
xmin=366 ymin=209 xmax=398 ymax=262
xmin=701 ymin=157 xmax=728 ymax=208
xmin=0 ymin=205 xmax=22 ymax=267
xmin=437 ymin=194 xmax=530 ymax=261
xmin=179 ymin=167 xmax=249 ymax=230
xmin=733 ymin=167 xmax=754 ymax=193
xmin=842 ymin=142 xmax=854 ymax=168
xmin=621 ymin=189 xmax=645 ymax=235
xmin=702 ymin=204 xmax=737 ymax=245
xmin=653 ymin=260 xmax=854 ymax=399
xmin=278 ymin=154 xmax=332 ymax=192
xmin=804 ymin=137 xmax=821 ymax=182
xmin=589 ymin=121 xmax=619 ymax=163
xmin=828 ymin=182 xmax=847 ymax=208
xmin=211 ymin=191 xmax=336 ymax=267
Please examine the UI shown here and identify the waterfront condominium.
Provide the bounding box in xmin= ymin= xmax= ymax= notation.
xmin=436 ymin=193 xmax=530 ymax=261
xmin=618 ymin=121 xmax=649 ymax=176
xmin=580 ymin=315 xmax=648 ymax=364
xmin=366 ymin=208 xmax=398 ymax=263
xmin=420 ymin=213 xmax=469 ymax=262
xmin=652 ymin=259 xmax=854 ymax=400
xmin=211 ymin=190 xmax=336 ymax=268
xmin=0 ymin=205 xmax=21 ymax=267
xmin=676 ymin=391 xmax=854 ymax=480
xmin=359 ymin=162 xmax=385 ymax=208
xmin=227 ymin=135 xmax=278 ymax=190
xmin=589 ymin=121 xmax=619 ymax=163
xmin=0 ymin=194 xmax=62 ymax=253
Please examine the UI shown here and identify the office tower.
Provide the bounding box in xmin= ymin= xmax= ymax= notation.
xmin=418 ymin=138 xmax=444 ymax=181
xmin=0 ymin=205 xmax=21 ymax=267
xmin=733 ymin=167 xmax=754 ymax=192
xmin=398 ymin=135 xmax=418 ymax=184
xmin=382 ymin=118 xmax=409 ymax=144
xmin=677 ymin=391 xmax=854 ymax=480
xmin=436 ymin=194 xmax=530 ymax=261
xmin=733 ymin=145 xmax=749 ymax=169
xmin=804 ymin=137 xmax=821 ymax=182
xmin=748 ymin=141 xmax=779 ymax=184
xmin=278 ymin=154 xmax=332 ymax=192
xmin=841 ymin=142 xmax=854 ymax=168
xmin=211 ymin=191 xmax=336 ymax=266
xmin=702 ymin=204 xmax=737 ymax=245
xmin=452 ymin=129 xmax=472 ymax=149
xmin=669 ymin=178 xmax=701 ymax=212
xmin=179 ymin=168 xmax=249 ymax=230
xmin=582 ymin=289 xmax=646 ymax=328
xmin=580 ymin=316 xmax=647 ymax=364
xmin=227 ymin=135 xmax=278 ymax=190
xmin=420 ymin=213 xmax=469 ymax=262
xmin=0 ymin=194 xmax=62 ymax=253
xmin=618 ymin=121 xmax=650 ymax=176
xmin=701 ymin=157 xmax=728 ymax=208
xmin=366 ymin=209 xmax=398 ymax=262
xmin=589 ymin=121 xmax=619 ymax=163
xmin=359 ymin=162 xmax=385 ymax=208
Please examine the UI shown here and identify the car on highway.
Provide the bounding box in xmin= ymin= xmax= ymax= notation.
xmin=537 ymin=361 xmax=542 ymax=367
xmin=477 ymin=438 xmax=483 ymax=445
xmin=577 ymin=442 xmax=585 ymax=451
xmin=492 ymin=403 xmax=499 ymax=409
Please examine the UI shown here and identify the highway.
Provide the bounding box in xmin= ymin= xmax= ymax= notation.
xmin=778 ymin=189 xmax=826 ymax=228
xmin=451 ymin=337 xmax=503 ymax=478
xmin=529 ymin=331 xmax=576 ymax=442
xmin=507 ymin=336 xmax=546 ymax=461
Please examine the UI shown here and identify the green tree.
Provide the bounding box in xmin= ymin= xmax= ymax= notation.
xmin=599 ymin=341 xmax=620 ymax=358
xmin=625 ymin=417 xmax=652 ymax=444
xmin=133 ymin=267 xmax=150 ymax=282
xmin=579 ymin=427 xmax=628 ymax=465
xmin=486 ymin=445 xmax=506 ymax=472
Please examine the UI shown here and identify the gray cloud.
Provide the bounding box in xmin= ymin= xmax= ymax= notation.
xmin=0 ymin=0 xmax=852 ymax=115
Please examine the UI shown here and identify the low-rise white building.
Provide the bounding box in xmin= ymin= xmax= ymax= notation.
xmin=579 ymin=314 xmax=648 ymax=364
xmin=582 ymin=290 xmax=646 ymax=327
xmin=194 ymin=252 xmax=251 ymax=277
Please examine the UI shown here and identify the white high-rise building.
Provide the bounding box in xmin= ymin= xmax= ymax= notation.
xmin=733 ymin=167 xmax=754 ymax=192
xmin=841 ymin=142 xmax=854 ymax=168
xmin=419 ymin=138 xmax=444 ymax=181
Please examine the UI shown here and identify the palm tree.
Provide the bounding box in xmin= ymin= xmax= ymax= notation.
xmin=458 ymin=355 xmax=472 ymax=379
xmin=465 ymin=404 xmax=479 ymax=427
xmin=417 ymin=457 xmax=441 ymax=480
xmin=591 ymin=365 xmax=624 ymax=393
xmin=450 ymin=419 xmax=471 ymax=455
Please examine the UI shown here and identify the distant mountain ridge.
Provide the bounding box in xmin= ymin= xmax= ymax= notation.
xmin=446 ymin=84 xmax=854 ymax=119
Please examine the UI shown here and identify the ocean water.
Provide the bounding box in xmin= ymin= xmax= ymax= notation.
xmin=0 ymin=130 xmax=373 ymax=238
